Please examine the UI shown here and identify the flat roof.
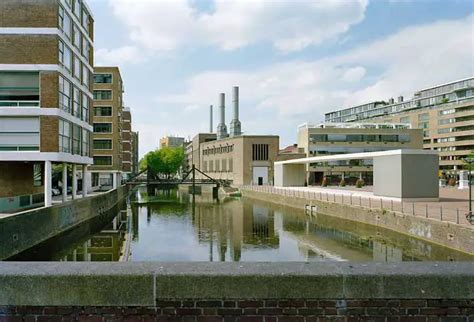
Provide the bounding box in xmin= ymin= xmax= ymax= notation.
xmin=275 ymin=149 xmax=438 ymax=165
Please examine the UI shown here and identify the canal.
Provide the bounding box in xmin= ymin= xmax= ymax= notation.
xmin=8 ymin=185 xmax=473 ymax=262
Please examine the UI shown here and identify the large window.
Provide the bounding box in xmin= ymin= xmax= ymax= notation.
xmin=252 ymin=144 xmax=269 ymax=161
xmin=94 ymin=74 xmax=113 ymax=84
xmin=82 ymin=93 xmax=89 ymax=122
xmin=59 ymin=119 xmax=71 ymax=153
xmin=93 ymin=90 xmax=112 ymax=100
xmin=73 ymin=24 xmax=81 ymax=49
xmin=73 ymin=0 xmax=81 ymax=18
xmin=0 ymin=117 xmax=40 ymax=151
xmin=82 ymin=65 xmax=89 ymax=89
xmin=93 ymin=123 xmax=112 ymax=133
xmin=73 ymin=86 xmax=81 ymax=118
xmin=94 ymin=156 xmax=112 ymax=166
xmin=93 ymin=139 xmax=112 ymax=150
xmin=94 ymin=106 xmax=112 ymax=116
xmin=72 ymin=124 xmax=82 ymax=155
xmin=63 ymin=12 xmax=72 ymax=39
xmin=82 ymin=129 xmax=90 ymax=156
xmin=0 ymin=72 xmax=39 ymax=106
xmin=73 ymin=55 xmax=81 ymax=80
xmin=82 ymin=36 xmax=90 ymax=60
xmin=59 ymin=75 xmax=71 ymax=112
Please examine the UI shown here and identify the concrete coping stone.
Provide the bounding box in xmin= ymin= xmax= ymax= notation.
xmin=0 ymin=262 xmax=473 ymax=306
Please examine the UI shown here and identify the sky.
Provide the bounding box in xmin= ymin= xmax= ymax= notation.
xmin=87 ymin=0 xmax=474 ymax=158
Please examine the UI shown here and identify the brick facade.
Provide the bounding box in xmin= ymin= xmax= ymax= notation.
xmin=0 ymin=299 xmax=472 ymax=321
xmin=0 ymin=162 xmax=42 ymax=198
xmin=0 ymin=0 xmax=57 ymax=28
xmin=0 ymin=35 xmax=58 ymax=64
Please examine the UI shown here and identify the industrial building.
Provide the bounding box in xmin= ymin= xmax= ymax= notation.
xmin=0 ymin=0 xmax=94 ymax=212
xmin=324 ymin=77 xmax=474 ymax=173
xmin=185 ymin=86 xmax=279 ymax=185
xmin=297 ymin=122 xmax=423 ymax=185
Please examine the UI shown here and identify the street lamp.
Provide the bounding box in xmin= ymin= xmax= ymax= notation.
xmin=463 ymin=157 xmax=474 ymax=224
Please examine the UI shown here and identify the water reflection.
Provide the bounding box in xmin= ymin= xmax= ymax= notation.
xmin=10 ymin=186 xmax=473 ymax=262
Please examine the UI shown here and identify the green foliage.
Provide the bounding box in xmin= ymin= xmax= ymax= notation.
xmin=339 ymin=178 xmax=346 ymax=187
xmin=140 ymin=147 xmax=185 ymax=179
xmin=355 ymin=179 xmax=364 ymax=188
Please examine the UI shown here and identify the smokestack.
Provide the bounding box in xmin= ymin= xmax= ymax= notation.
xmin=230 ymin=86 xmax=242 ymax=137
xmin=209 ymin=105 xmax=213 ymax=133
xmin=216 ymin=93 xmax=228 ymax=140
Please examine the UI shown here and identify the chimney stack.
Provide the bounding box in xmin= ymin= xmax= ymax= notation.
xmin=398 ymin=96 xmax=404 ymax=103
xmin=209 ymin=105 xmax=213 ymax=133
xmin=230 ymin=86 xmax=242 ymax=137
xmin=216 ymin=93 xmax=228 ymax=140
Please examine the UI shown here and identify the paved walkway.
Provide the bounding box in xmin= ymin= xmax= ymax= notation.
xmin=246 ymin=185 xmax=474 ymax=227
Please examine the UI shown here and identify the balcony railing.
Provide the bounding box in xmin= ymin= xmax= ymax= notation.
xmin=0 ymin=100 xmax=40 ymax=107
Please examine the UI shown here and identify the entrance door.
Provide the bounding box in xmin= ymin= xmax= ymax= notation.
xmin=253 ymin=166 xmax=269 ymax=185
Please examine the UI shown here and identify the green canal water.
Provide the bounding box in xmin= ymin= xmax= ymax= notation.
xmin=10 ymin=186 xmax=473 ymax=262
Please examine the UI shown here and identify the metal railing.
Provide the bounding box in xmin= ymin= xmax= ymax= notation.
xmin=0 ymin=100 xmax=40 ymax=107
xmin=241 ymin=185 xmax=472 ymax=226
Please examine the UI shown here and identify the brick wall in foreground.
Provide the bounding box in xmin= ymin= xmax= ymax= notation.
xmin=1 ymin=299 xmax=473 ymax=321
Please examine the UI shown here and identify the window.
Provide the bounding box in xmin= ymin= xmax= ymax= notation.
xmin=82 ymin=129 xmax=90 ymax=156
xmin=59 ymin=75 xmax=71 ymax=112
xmin=65 ymin=0 xmax=72 ymax=8
xmin=58 ymin=5 xmax=64 ymax=30
xmin=93 ymin=139 xmax=112 ymax=150
xmin=400 ymin=116 xmax=410 ymax=124
xmin=73 ymin=55 xmax=81 ymax=80
xmin=72 ymin=124 xmax=82 ymax=155
xmin=82 ymin=93 xmax=89 ymax=122
xmin=93 ymin=90 xmax=112 ymax=100
xmin=229 ymin=158 xmax=233 ymax=172
xmin=59 ymin=40 xmax=64 ymax=65
xmin=252 ymin=144 xmax=269 ymax=161
xmin=418 ymin=113 xmax=429 ymax=122
xmin=439 ymin=109 xmax=455 ymax=116
xmin=73 ymin=0 xmax=81 ymax=18
xmin=82 ymin=36 xmax=90 ymax=60
xmin=380 ymin=135 xmax=398 ymax=142
xmin=439 ymin=118 xmax=455 ymax=125
xmin=94 ymin=74 xmax=113 ymax=84
xmin=94 ymin=106 xmax=112 ymax=116
xmin=94 ymin=156 xmax=112 ymax=166
xmin=63 ymin=12 xmax=72 ymax=39
xmin=93 ymin=123 xmax=112 ymax=133
xmin=63 ymin=45 xmax=72 ymax=71
xmin=73 ymin=87 xmax=81 ymax=118
xmin=58 ymin=119 xmax=71 ymax=153
xmin=82 ymin=9 xmax=89 ymax=30
xmin=33 ymin=164 xmax=42 ymax=187
xmin=73 ymin=24 xmax=81 ymax=49
xmin=82 ymin=65 xmax=89 ymax=88
xmin=0 ymin=72 xmax=40 ymax=105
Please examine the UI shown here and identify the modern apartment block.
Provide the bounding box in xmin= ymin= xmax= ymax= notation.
xmin=121 ymin=106 xmax=133 ymax=178
xmin=131 ymin=131 xmax=139 ymax=175
xmin=325 ymin=77 xmax=474 ymax=173
xmin=0 ymin=0 xmax=94 ymax=211
xmin=297 ymin=123 xmax=423 ymax=185
xmin=160 ymin=136 xmax=185 ymax=149
xmin=90 ymin=67 xmax=124 ymax=190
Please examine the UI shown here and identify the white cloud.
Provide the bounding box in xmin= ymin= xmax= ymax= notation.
xmin=110 ymin=0 xmax=368 ymax=53
xmin=342 ymin=66 xmax=366 ymax=82
xmin=95 ymin=46 xmax=144 ymax=66
xmin=140 ymin=14 xmax=473 ymax=154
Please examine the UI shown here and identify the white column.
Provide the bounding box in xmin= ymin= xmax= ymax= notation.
xmin=62 ymin=163 xmax=68 ymax=202
xmin=72 ymin=164 xmax=77 ymax=199
xmin=82 ymin=165 xmax=88 ymax=197
xmin=112 ymin=172 xmax=117 ymax=189
xmin=44 ymin=161 xmax=52 ymax=207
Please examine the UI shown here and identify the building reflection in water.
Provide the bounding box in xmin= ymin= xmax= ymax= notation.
xmin=60 ymin=206 xmax=131 ymax=262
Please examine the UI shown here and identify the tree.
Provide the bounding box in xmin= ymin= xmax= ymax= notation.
xmin=140 ymin=147 xmax=185 ymax=180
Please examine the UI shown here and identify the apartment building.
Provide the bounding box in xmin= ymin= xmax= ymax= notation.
xmin=121 ymin=106 xmax=133 ymax=178
xmin=160 ymin=136 xmax=185 ymax=149
xmin=0 ymin=0 xmax=94 ymax=212
xmin=131 ymin=131 xmax=139 ymax=175
xmin=90 ymin=67 xmax=124 ymax=190
xmin=325 ymin=78 xmax=474 ymax=173
xmin=297 ymin=123 xmax=423 ymax=185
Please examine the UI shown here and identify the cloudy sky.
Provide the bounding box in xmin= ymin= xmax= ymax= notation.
xmin=88 ymin=0 xmax=474 ymax=158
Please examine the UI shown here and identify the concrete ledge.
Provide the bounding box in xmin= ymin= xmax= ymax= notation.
xmin=0 ymin=262 xmax=473 ymax=306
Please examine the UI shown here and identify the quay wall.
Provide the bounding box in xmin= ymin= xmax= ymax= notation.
xmin=241 ymin=188 xmax=474 ymax=254
xmin=0 ymin=262 xmax=472 ymax=320
xmin=0 ymin=185 xmax=130 ymax=260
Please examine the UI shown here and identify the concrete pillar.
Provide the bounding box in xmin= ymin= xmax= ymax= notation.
xmin=82 ymin=165 xmax=88 ymax=197
xmin=62 ymin=163 xmax=68 ymax=202
xmin=44 ymin=161 xmax=52 ymax=207
xmin=72 ymin=164 xmax=77 ymax=199
xmin=112 ymin=172 xmax=117 ymax=189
